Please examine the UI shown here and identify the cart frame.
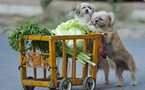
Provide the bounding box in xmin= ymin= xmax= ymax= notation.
xmin=19 ymin=34 xmax=102 ymax=89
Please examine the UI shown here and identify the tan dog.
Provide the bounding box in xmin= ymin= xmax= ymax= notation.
xmin=90 ymin=11 xmax=137 ymax=86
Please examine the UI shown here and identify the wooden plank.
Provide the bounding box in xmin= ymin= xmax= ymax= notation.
xmin=82 ymin=39 xmax=88 ymax=80
xmin=19 ymin=38 xmax=27 ymax=82
xmin=49 ymin=38 xmax=57 ymax=87
xmin=72 ymin=39 xmax=77 ymax=80
xmin=23 ymin=33 xmax=102 ymax=41
xmin=62 ymin=40 xmax=67 ymax=79
xmin=53 ymin=34 xmax=102 ymax=40
xmin=22 ymin=80 xmax=51 ymax=87
xmin=24 ymin=35 xmax=50 ymax=41
xmin=91 ymin=37 xmax=101 ymax=80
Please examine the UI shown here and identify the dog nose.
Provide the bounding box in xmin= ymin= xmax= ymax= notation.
xmin=85 ymin=9 xmax=89 ymax=14
xmin=95 ymin=20 xmax=99 ymax=23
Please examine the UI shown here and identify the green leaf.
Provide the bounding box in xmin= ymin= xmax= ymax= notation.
xmin=8 ymin=20 xmax=53 ymax=51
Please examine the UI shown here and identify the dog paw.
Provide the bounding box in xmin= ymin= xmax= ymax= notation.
xmin=116 ymin=81 xmax=123 ymax=87
xmin=130 ymin=81 xmax=138 ymax=86
xmin=105 ymin=81 xmax=110 ymax=85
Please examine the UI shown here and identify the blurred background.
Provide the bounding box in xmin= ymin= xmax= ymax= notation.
xmin=0 ymin=0 xmax=145 ymax=39
xmin=0 ymin=0 xmax=145 ymax=90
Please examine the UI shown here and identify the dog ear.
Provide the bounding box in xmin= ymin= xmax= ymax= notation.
xmin=74 ymin=5 xmax=80 ymax=16
xmin=108 ymin=12 xmax=115 ymax=25
xmin=89 ymin=4 xmax=96 ymax=14
xmin=94 ymin=9 xmax=99 ymax=12
xmin=91 ymin=4 xmax=95 ymax=12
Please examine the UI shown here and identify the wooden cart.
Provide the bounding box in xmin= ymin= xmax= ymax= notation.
xmin=19 ymin=33 xmax=102 ymax=90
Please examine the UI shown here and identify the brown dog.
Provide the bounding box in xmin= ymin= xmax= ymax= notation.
xmin=89 ymin=11 xmax=137 ymax=86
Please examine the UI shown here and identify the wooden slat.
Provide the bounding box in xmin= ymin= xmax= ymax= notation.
xmin=52 ymin=34 xmax=102 ymax=40
xmin=82 ymin=39 xmax=88 ymax=80
xmin=19 ymin=38 xmax=27 ymax=81
xmin=91 ymin=38 xmax=100 ymax=80
xmin=62 ymin=40 xmax=67 ymax=79
xmin=22 ymin=79 xmax=51 ymax=87
xmin=24 ymin=35 xmax=50 ymax=41
xmin=72 ymin=39 xmax=77 ymax=80
xmin=49 ymin=38 xmax=57 ymax=87
xmin=23 ymin=33 xmax=102 ymax=41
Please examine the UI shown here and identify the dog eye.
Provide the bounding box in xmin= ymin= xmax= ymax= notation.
xmin=88 ymin=6 xmax=92 ymax=9
xmin=82 ymin=7 xmax=86 ymax=9
xmin=99 ymin=17 xmax=103 ymax=21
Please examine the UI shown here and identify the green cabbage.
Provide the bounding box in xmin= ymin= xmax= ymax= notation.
xmin=53 ymin=19 xmax=96 ymax=66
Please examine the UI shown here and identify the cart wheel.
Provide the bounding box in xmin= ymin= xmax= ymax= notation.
xmin=59 ymin=79 xmax=72 ymax=90
xmin=23 ymin=86 xmax=34 ymax=90
xmin=23 ymin=77 xmax=35 ymax=90
xmin=83 ymin=77 xmax=96 ymax=90
xmin=49 ymin=88 xmax=56 ymax=90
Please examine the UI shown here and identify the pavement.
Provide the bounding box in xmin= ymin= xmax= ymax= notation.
xmin=0 ymin=33 xmax=145 ymax=90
